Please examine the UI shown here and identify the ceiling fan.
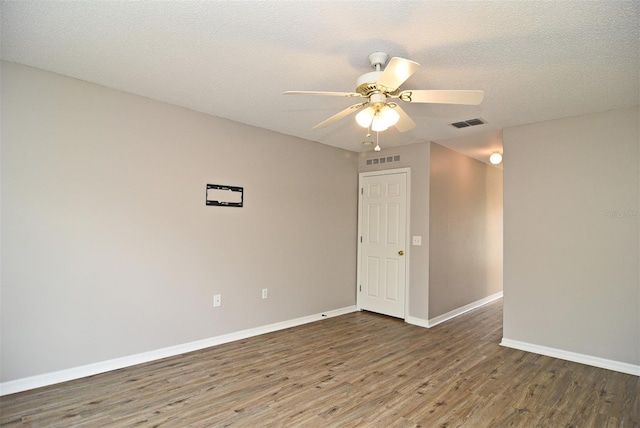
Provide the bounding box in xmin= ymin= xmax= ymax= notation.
xmin=284 ymin=52 xmax=484 ymax=133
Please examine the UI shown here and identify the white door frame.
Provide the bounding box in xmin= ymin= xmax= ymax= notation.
xmin=356 ymin=167 xmax=411 ymax=319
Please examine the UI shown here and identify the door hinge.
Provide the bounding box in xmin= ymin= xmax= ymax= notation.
xmin=360 ymin=236 xmax=362 ymax=243
xmin=361 ymin=188 xmax=363 ymax=195
xmin=359 ymin=284 xmax=362 ymax=292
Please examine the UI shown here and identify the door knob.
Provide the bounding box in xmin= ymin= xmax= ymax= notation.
xmin=398 ymin=250 xmax=404 ymax=256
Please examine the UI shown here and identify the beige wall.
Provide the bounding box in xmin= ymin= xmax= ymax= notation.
xmin=1 ymin=62 xmax=359 ymax=381
xmin=359 ymin=143 xmax=430 ymax=320
xmin=503 ymin=106 xmax=639 ymax=366
xmin=429 ymin=143 xmax=503 ymax=318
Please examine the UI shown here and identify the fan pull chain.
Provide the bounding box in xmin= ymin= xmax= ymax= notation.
xmin=374 ymin=131 xmax=381 ymax=152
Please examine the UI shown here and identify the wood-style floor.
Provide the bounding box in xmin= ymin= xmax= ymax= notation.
xmin=1 ymin=300 xmax=638 ymax=427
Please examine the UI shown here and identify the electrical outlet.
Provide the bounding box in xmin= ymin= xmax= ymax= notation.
xmin=262 ymin=288 xmax=268 ymax=299
xmin=412 ymin=236 xmax=422 ymax=246
xmin=213 ymin=294 xmax=221 ymax=307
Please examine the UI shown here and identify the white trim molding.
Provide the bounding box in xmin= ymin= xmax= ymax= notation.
xmin=427 ymin=291 xmax=503 ymax=327
xmin=406 ymin=292 xmax=503 ymax=329
xmin=0 ymin=305 xmax=358 ymax=396
xmin=500 ymin=338 xmax=640 ymax=377
xmin=405 ymin=316 xmax=430 ymax=328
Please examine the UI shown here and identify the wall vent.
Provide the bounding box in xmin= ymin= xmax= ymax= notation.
xmin=451 ymin=118 xmax=486 ymax=128
xmin=366 ymin=154 xmax=401 ymax=166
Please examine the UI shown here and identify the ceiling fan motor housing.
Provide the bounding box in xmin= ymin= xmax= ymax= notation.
xmin=356 ymin=71 xmax=384 ymax=95
xmin=357 ymin=52 xmax=399 ymax=95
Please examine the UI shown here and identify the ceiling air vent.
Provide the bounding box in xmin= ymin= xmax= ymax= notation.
xmin=451 ymin=118 xmax=485 ymax=129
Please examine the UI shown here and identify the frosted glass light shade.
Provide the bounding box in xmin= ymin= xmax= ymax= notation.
xmin=356 ymin=105 xmax=399 ymax=130
xmin=371 ymin=115 xmax=389 ymax=132
xmin=379 ymin=106 xmax=399 ymax=127
xmin=356 ymin=107 xmax=375 ymax=128
xmin=489 ymin=152 xmax=503 ymax=165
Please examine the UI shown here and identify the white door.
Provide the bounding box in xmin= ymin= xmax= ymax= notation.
xmin=358 ymin=170 xmax=408 ymax=319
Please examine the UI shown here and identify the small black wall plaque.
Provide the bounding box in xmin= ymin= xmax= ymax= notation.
xmin=206 ymin=184 xmax=243 ymax=207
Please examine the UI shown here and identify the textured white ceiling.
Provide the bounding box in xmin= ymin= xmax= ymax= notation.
xmin=1 ymin=1 xmax=638 ymax=164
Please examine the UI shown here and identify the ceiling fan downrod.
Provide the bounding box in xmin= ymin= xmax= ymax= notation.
xmin=368 ymin=52 xmax=389 ymax=71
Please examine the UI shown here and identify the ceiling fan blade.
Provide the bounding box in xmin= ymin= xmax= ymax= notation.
xmin=392 ymin=104 xmax=416 ymax=132
xmin=376 ymin=57 xmax=420 ymax=92
xmin=283 ymin=91 xmax=362 ymax=98
xmin=313 ymin=102 xmax=368 ymax=129
xmin=398 ymin=90 xmax=484 ymax=105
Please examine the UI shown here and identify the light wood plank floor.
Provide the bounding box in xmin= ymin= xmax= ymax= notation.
xmin=1 ymin=300 xmax=638 ymax=427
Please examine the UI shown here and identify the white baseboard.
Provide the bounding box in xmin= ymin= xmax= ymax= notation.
xmin=500 ymin=338 xmax=640 ymax=377
xmin=427 ymin=291 xmax=503 ymax=328
xmin=405 ymin=316 xmax=430 ymax=328
xmin=405 ymin=291 xmax=503 ymax=329
xmin=0 ymin=305 xmax=358 ymax=396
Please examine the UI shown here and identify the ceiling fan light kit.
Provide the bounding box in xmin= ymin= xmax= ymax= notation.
xmin=356 ymin=104 xmax=400 ymax=131
xmin=371 ymin=107 xmax=398 ymax=132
